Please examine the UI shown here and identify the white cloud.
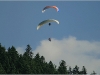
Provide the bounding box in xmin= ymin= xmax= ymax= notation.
xmin=16 ymin=47 xmax=25 ymax=54
xmin=33 ymin=36 xmax=100 ymax=74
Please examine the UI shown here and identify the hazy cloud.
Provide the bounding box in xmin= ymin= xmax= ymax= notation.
xmin=16 ymin=47 xmax=25 ymax=54
xmin=33 ymin=36 xmax=100 ymax=74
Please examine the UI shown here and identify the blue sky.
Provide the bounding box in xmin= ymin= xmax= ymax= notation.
xmin=0 ymin=1 xmax=100 ymax=48
xmin=0 ymin=1 xmax=100 ymax=73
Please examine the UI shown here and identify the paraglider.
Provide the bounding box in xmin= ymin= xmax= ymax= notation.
xmin=42 ymin=6 xmax=59 ymax=13
xmin=48 ymin=38 xmax=51 ymax=41
xmin=37 ymin=19 xmax=59 ymax=30
xmin=37 ymin=5 xmax=60 ymax=42
xmin=48 ymin=23 xmax=51 ymax=26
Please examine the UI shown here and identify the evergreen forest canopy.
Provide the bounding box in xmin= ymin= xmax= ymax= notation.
xmin=0 ymin=43 xmax=97 ymax=74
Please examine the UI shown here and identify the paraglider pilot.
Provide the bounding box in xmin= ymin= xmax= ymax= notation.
xmin=48 ymin=38 xmax=51 ymax=41
xmin=49 ymin=23 xmax=51 ymax=26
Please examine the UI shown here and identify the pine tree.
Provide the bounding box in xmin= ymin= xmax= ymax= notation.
xmin=34 ymin=53 xmax=43 ymax=74
xmin=80 ymin=66 xmax=87 ymax=74
xmin=24 ymin=44 xmax=33 ymax=59
xmin=20 ymin=45 xmax=34 ymax=74
xmin=58 ymin=60 xmax=67 ymax=74
xmin=0 ymin=43 xmax=8 ymax=73
xmin=47 ymin=61 xmax=56 ymax=74
xmin=7 ymin=46 xmax=19 ymax=73
xmin=68 ymin=66 xmax=72 ymax=74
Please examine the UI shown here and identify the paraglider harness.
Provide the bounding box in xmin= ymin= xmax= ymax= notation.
xmin=48 ymin=38 xmax=51 ymax=41
xmin=49 ymin=23 xmax=51 ymax=26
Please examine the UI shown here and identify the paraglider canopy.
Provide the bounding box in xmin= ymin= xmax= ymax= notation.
xmin=42 ymin=6 xmax=59 ymax=13
xmin=37 ymin=19 xmax=59 ymax=30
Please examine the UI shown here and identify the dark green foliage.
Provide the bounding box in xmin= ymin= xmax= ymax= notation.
xmin=0 ymin=43 xmax=97 ymax=74
xmin=80 ymin=66 xmax=87 ymax=74
xmin=72 ymin=65 xmax=80 ymax=74
xmin=68 ymin=66 xmax=72 ymax=74
xmin=0 ymin=63 xmax=6 ymax=73
xmin=58 ymin=60 xmax=67 ymax=74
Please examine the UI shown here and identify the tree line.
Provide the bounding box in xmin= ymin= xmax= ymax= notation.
xmin=0 ymin=43 xmax=97 ymax=74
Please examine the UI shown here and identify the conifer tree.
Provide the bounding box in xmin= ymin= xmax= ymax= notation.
xmin=58 ymin=60 xmax=67 ymax=74
xmin=72 ymin=65 xmax=80 ymax=74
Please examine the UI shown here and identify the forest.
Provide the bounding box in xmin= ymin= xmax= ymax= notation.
xmin=0 ymin=43 xmax=97 ymax=74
